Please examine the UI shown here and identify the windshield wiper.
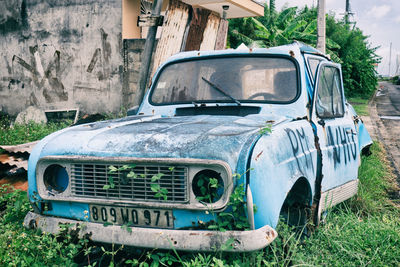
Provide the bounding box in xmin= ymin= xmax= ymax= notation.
xmin=201 ymin=77 xmax=241 ymax=106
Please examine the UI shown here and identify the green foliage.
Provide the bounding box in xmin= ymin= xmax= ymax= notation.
xmin=195 ymin=174 xmax=222 ymax=203
xmin=228 ymin=3 xmax=323 ymax=49
xmin=1 ymin=143 xmax=399 ymax=266
xmin=106 ymin=165 xmax=169 ymax=200
xmin=227 ymin=1 xmax=380 ymax=98
xmin=0 ymin=185 xmax=89 ymax=266
xmin=259 ymin=122 xmax=272 ymax=135
xmin=391 ymin=75 xmax=399 ymax=84
xmin=0 ymin=115 xmax=71 ymax=145
xmin=199 ymin=171 xmax=251 ymax=234
xmin=325 ymin=16 xmax=380 ymax=97
xmin=205 ymin=182 xmax=250 ymax=233
xmin=348 ymin=97 xmax=369 ymax=116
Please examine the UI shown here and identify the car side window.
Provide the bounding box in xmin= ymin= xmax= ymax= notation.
xmin=307 ymin=58 xmax=323 ymax=81
xmin=316 ymin=66 xmax=344 ymax=118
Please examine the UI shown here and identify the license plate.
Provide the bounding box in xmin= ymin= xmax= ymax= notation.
xmin=89 ymin=205 xmax=174 ymax=228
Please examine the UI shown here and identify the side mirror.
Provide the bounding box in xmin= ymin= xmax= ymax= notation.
xmin=127 ymin=106 xmax=139 ymax=116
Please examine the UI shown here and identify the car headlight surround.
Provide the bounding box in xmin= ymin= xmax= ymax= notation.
xmin=43 ymin=164 xmax=69 ymax=193
xmin=192 ymin=169 xmax=224 ymax=203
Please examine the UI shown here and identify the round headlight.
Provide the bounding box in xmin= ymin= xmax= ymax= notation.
xmin=43 ymin=164 xmax=69 ymax=193
xmin=192 ymin=169 xmax=224 ymax=203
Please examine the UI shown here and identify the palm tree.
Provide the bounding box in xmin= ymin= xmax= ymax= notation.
xmin=227 ymin=0 xmax=340 ymax=61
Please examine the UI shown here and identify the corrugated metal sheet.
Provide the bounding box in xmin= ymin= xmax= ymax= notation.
xmin=0 ymin=141 xmax=38 ymax=154
xmin=0 ymin=141 xmax=37 ymax=191
xmin=0 ymin=154 xmax=27 ymax=168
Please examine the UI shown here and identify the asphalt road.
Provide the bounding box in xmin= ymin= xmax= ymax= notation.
xmin=369 ymin=81 xmax=400 ymax=182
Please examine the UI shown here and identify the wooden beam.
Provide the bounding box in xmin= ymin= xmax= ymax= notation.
xmin=214 ymin=18 xmax=228 ymax=50
xmin=151 ymin=0 xmax=190 ymax=75
xmin=184 ymin=8 xmax=211 ymax=51
xmin=199 ymin=12 xmax=220 ymax=50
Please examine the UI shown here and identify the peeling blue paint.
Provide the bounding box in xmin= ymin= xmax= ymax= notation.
xmin=26 ymin=43 xmax=372 ymax=250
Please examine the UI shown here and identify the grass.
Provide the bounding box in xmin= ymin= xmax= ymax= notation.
xmin=0 ymin=118 xmax=399 ymax=265
xmin=348 ymin=97 xmax=370 ymax=116
xmin=0 ymin=116 xmax=71 ymax=146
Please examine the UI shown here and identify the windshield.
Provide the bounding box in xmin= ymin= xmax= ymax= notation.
xmin=150 ymin=56 xmax=298 ymax=105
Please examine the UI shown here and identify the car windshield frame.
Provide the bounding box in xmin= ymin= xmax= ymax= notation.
xmin=149 ymin=54 xmax=301 ymax=106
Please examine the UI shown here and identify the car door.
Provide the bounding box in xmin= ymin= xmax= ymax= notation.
xmin=311 ymin=62 xmax=360 ymax=208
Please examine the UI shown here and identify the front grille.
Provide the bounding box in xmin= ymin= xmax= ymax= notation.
xmin=70 ymin=163 xmax=188 ymax=203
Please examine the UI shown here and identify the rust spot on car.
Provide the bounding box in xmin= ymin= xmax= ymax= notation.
xmin=255 ymin=150 xmax=263 ymax=161
xmin=265 ymin=230 xmax=276 ymax=240
xmin=322 ymin=126 xmax=327 ymax=139
xmin=289 ymin=50 xmax=295 ymax=57
xmin=270 ymin=231 xmax=275 ymax=238
xmin=189 ymin=233 xmax=199 ymax=236
xmin=205 ymin=233 xmax=214 ymax=236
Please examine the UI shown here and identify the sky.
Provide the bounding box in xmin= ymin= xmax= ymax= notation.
xmin=274 ymin=0 xmax=400 ymax=76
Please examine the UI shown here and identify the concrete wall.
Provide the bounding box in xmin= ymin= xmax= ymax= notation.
xmin=123 ymin=39 xmax=155 ymax=108
xmin=0 ymin=0 xmax=124 ymax=115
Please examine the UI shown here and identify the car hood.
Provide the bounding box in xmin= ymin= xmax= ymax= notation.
xmin=37 ymin=115 xmax=290 ymax=171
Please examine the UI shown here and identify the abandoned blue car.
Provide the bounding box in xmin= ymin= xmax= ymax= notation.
xmin=24 ymin=42 xmax=372 ymax=251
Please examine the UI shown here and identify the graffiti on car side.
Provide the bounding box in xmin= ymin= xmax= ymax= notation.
xmin=285 ymin=127 xmax=314 ymax=173
xmin=326 ymin=126 xmax=357 ymax=167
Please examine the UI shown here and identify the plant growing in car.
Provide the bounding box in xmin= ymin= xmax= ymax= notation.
xmin=106 ymin=165 xmax=170 ymax=201
xmin=196 ymin=171 xmax=251 ymax=232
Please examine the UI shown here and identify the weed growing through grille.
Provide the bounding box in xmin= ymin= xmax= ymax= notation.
xmin=105 ymin=165 xmax=170 ymax=201
xmin=150 ymin=173 xmax=168 ymax=200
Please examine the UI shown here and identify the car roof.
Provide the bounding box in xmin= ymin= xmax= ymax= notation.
xmin=159 ymin=42 xmax=330 ymax=69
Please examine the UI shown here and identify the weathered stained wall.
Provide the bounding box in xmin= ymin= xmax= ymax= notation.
xmin=0 ymin=0 xmax=124 ymax=115
xmin=123 ymin=39 xmax=157 ymax=107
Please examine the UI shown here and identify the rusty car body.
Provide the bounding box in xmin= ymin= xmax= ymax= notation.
xmin=24 ymin=42 xmax=372 ymax=251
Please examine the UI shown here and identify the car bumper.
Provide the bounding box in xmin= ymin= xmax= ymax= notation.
xmin=24 ymin=211 xmax=277 ymax=252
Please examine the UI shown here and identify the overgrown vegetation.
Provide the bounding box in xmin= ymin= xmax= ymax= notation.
xmin=228 ymin=0 xmax=380 ymax=98
xmin=1 ymin=141 xmax=399 ymax=266
xmin=0 ymin=115 xmax=71 ymax=146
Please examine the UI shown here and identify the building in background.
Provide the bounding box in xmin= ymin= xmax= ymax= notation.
xmin=0 ymin=0 xmax=263 ymax=116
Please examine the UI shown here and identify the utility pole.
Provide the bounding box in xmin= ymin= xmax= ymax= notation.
xmin=137 ymin=0 xmax=164 ymax=105
xmin=344 ymin=0 xmax=355 ymax=26
xmin=389 ymin=42 xmax=392 ymax=77
xmin=317 ymin=0 xmax=326 ymax=54
xmin=345 ymin=0 xmax=350 ymax=24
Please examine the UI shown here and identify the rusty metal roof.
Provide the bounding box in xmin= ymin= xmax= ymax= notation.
xmin=0 ymin=154 xmax=28 ymax=171
xmin=0 ymin=141 xmax=38 ymax=154
xmin=0 ymin=141 xmax=38 ymax=190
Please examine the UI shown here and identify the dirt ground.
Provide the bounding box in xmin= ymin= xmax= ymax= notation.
xmin=366 ymin=81 xmax=400 ymax=185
